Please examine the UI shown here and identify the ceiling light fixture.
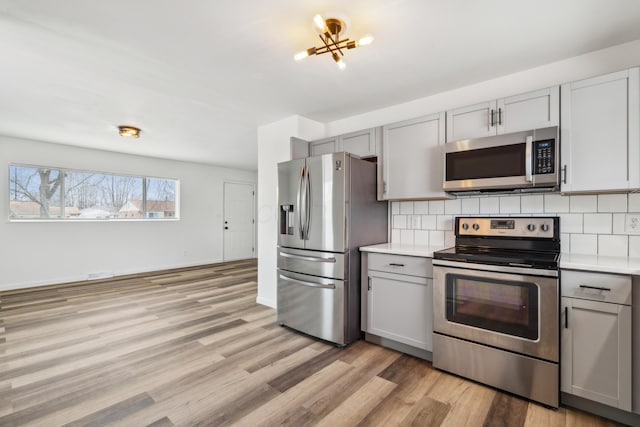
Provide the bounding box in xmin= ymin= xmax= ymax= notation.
xmin=294 ymin=14 xmax=373 ymax=70
xmin=118 ymin=126 xmax=141 ymax=138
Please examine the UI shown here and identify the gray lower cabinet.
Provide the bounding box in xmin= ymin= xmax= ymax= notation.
xmin=362 ymin=252 xmax=433 ymax=353
xmin=561 ymin=270 xmax=632 ymax=411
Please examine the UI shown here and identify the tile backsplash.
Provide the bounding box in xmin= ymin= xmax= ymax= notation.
xmin=390 ymin=193 xmax=640 ymax=257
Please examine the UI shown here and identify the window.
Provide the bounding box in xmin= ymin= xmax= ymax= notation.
xmin=9 ymin=164 xmax=179 ymax=221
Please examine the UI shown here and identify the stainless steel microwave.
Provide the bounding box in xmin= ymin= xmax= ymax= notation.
xmin=443 ymin=126 xmax=559 ymax=193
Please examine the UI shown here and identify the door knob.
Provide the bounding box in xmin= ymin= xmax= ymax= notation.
xmin=224 ymin=226 xmax=229 ymax=230
xmin=224 ymin=221 xmax=228 ymax=224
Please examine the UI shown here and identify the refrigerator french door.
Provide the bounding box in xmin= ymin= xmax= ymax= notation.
xmin=277 ymin=154 xmax=347 ymax=252
xmin=277 ymin=152 xmax=387 ymax=346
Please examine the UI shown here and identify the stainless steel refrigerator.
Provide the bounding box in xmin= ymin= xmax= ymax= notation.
xmin=277 ymin=152 xmax=388 ymax=346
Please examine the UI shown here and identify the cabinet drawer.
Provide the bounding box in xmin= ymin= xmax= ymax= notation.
xmin=368 ymin=253 xmax=432 ymax=278
xmin=561 ymin=270 xmax=631 ymax=305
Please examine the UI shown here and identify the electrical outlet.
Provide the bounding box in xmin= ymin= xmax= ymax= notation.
xmin=625 ymin=214 xmax=640 ymax=234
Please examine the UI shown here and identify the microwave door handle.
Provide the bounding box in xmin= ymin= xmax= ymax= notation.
xmin=525 ymin=136 xmax=533 ymax=182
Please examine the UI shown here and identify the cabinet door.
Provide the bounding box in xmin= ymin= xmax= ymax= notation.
xmin=339 ymin=128 xmax=379 ymax=158
xmin=290 ymin=136 xmax=309 ymax=160
xmin=561 ymin=297 xmax=632 ymax=411
xmin=560 ymin=68 xmax=640 ymax=192
xmin=382 ymin=113 xmax=447 ymax=200
xmin=497 ymin=86 xmax=559 ymax=134
xmin=309 ymin=137 xmax=339 ymax=156
xmin=367 ymin=272 xmax=432 ymax=350
xmin=446 ymin=101 xmax=496 ymax=142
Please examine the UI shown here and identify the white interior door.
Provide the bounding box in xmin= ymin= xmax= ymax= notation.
xmin=223 ymin=182 xmax=255 ymax=261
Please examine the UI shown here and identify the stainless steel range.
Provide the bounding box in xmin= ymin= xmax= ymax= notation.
xmin=432 ymin=216 xmax=560 ymax=408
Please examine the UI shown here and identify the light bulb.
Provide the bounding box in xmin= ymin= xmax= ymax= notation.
xmin=337 ymin=60 xmax=346 ymax=70
xmin=294 ymin=51 xmax=309 ymax=61
xmin=357 ymin=35 xmax=374 ymax=46
xmin=313 ymin=14 xmax=325 ymax=31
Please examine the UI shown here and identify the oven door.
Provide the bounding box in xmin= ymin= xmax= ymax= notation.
xmin=433 ymin=261 xmax=558 ymax=362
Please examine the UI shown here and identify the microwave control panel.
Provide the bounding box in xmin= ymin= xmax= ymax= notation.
xmin=533 ymin=139 xmax=555 ymax=175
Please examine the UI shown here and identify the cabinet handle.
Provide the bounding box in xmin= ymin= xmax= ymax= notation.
xmin=383 ymin=181 xmax=387 ymax=194
xmin=498 ymin=108 xmax=503 ymax=125
xmin=368 ymin=276 xmax=371 ymax=291
xmin=561 ymin=165 xmax=567 ymax=184
xmin=579 ymin=284 xmax=611 ymax=292
xmin=564 ymin=306 xmax=568 ymax=328
xmin=389 ymin=263 xmax=405 ymax=267
xmin=490 ymin=109 xmax=495 ymax=127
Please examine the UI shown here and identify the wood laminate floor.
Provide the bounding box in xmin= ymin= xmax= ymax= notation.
xmin=0 ymin=260 xmax=623 ymax=426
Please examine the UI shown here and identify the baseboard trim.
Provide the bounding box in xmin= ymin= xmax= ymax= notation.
xmin=561 ymin=393 xmax=640 ymax=425
xmin=365 ymin=333 xmax=432 ymax=361
xmin=0 ymin=258 xmax=230 ymax=292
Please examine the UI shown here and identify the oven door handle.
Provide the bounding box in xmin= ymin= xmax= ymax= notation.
xmin=431 ymin=259 xmax=558 ymax=277
xmin=508 ymin=262 xmax=533 ymax=268
xmin=578 ymin=284 xmax=611 ymax=292
xmin=525 ymin=135 xmax=533 ymax=182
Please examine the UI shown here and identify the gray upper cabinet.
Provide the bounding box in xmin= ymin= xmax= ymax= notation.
xmin=446 ymin=86 xmax=559 ymax=142
xmin=446 ymin=100 xmax=495 ymax=141
xmin=339 ymin=128 xmax=379 ymax=158
xmin=381 ymin=112 xmax=447 ymax=200
xmin=560 ymin=67 xmax=640 ymax=193
xmin=290 ymin=137 xmax=309 ymax=160
xmin=306 ymin=127 xmax=380 ymax=159
xmin=309 ymin=136 xmax=340 ymax=157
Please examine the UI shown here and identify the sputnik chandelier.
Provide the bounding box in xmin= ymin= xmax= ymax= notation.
xmin=294 ymin=14 xmax=373 ymax=70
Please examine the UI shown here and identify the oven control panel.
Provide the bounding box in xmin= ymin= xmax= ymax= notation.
xmin=457 ymin=217 xmax=558 ymax=238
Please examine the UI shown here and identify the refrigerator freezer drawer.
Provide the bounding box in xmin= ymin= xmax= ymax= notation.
xmin=277 ymin=247 xmax=347 ymax=280
xmin=277 ymin=270 xmax=346 ymax=345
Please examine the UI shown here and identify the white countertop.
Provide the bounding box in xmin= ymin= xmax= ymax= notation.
xmin=560 ymin=253 xmax=640 ymax=275
xmin=359 ymin=243 xmax=447 ymax=258
xmin=360 ymin=244 xmax=640 ymax=276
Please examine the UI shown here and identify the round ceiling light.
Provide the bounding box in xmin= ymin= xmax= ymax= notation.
xmin=118 ymin=126 xmax=141 ymax=138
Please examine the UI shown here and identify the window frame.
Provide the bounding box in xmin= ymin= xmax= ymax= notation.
xmin=8 ymin=163 xmax=180 ymax=222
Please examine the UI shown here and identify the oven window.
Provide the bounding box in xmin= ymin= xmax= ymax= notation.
xmin=445 ymin=274 xmax=538 ymax=340
xmin=446 ymin=143 xmax=526 ymax=181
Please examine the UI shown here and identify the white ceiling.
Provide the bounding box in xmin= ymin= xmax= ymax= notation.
xmin=1 ymin=0 xmax=640 ymax=170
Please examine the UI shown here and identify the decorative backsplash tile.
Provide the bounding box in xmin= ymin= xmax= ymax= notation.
xmin=390 ymin=193 xmax=640 ymax=257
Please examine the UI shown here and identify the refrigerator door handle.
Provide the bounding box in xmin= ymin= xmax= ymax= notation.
xmin=297 ymin=165 xmax=305 ymax=239
xmin=280 ymin=252 xmax=337 ymax=263
xmin=304 ymin=165 xmax=311 ymax=240
xmin=279 ymin=274 xmax=336 ymax=289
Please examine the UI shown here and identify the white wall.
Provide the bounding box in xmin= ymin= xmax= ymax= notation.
xmin=256 ymin=116 xmax=324 ymax=308
xmin=0 ymin=134 xmax=257 ymax=291
xmin=256 ymin=39 xmax=640 ymax=309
